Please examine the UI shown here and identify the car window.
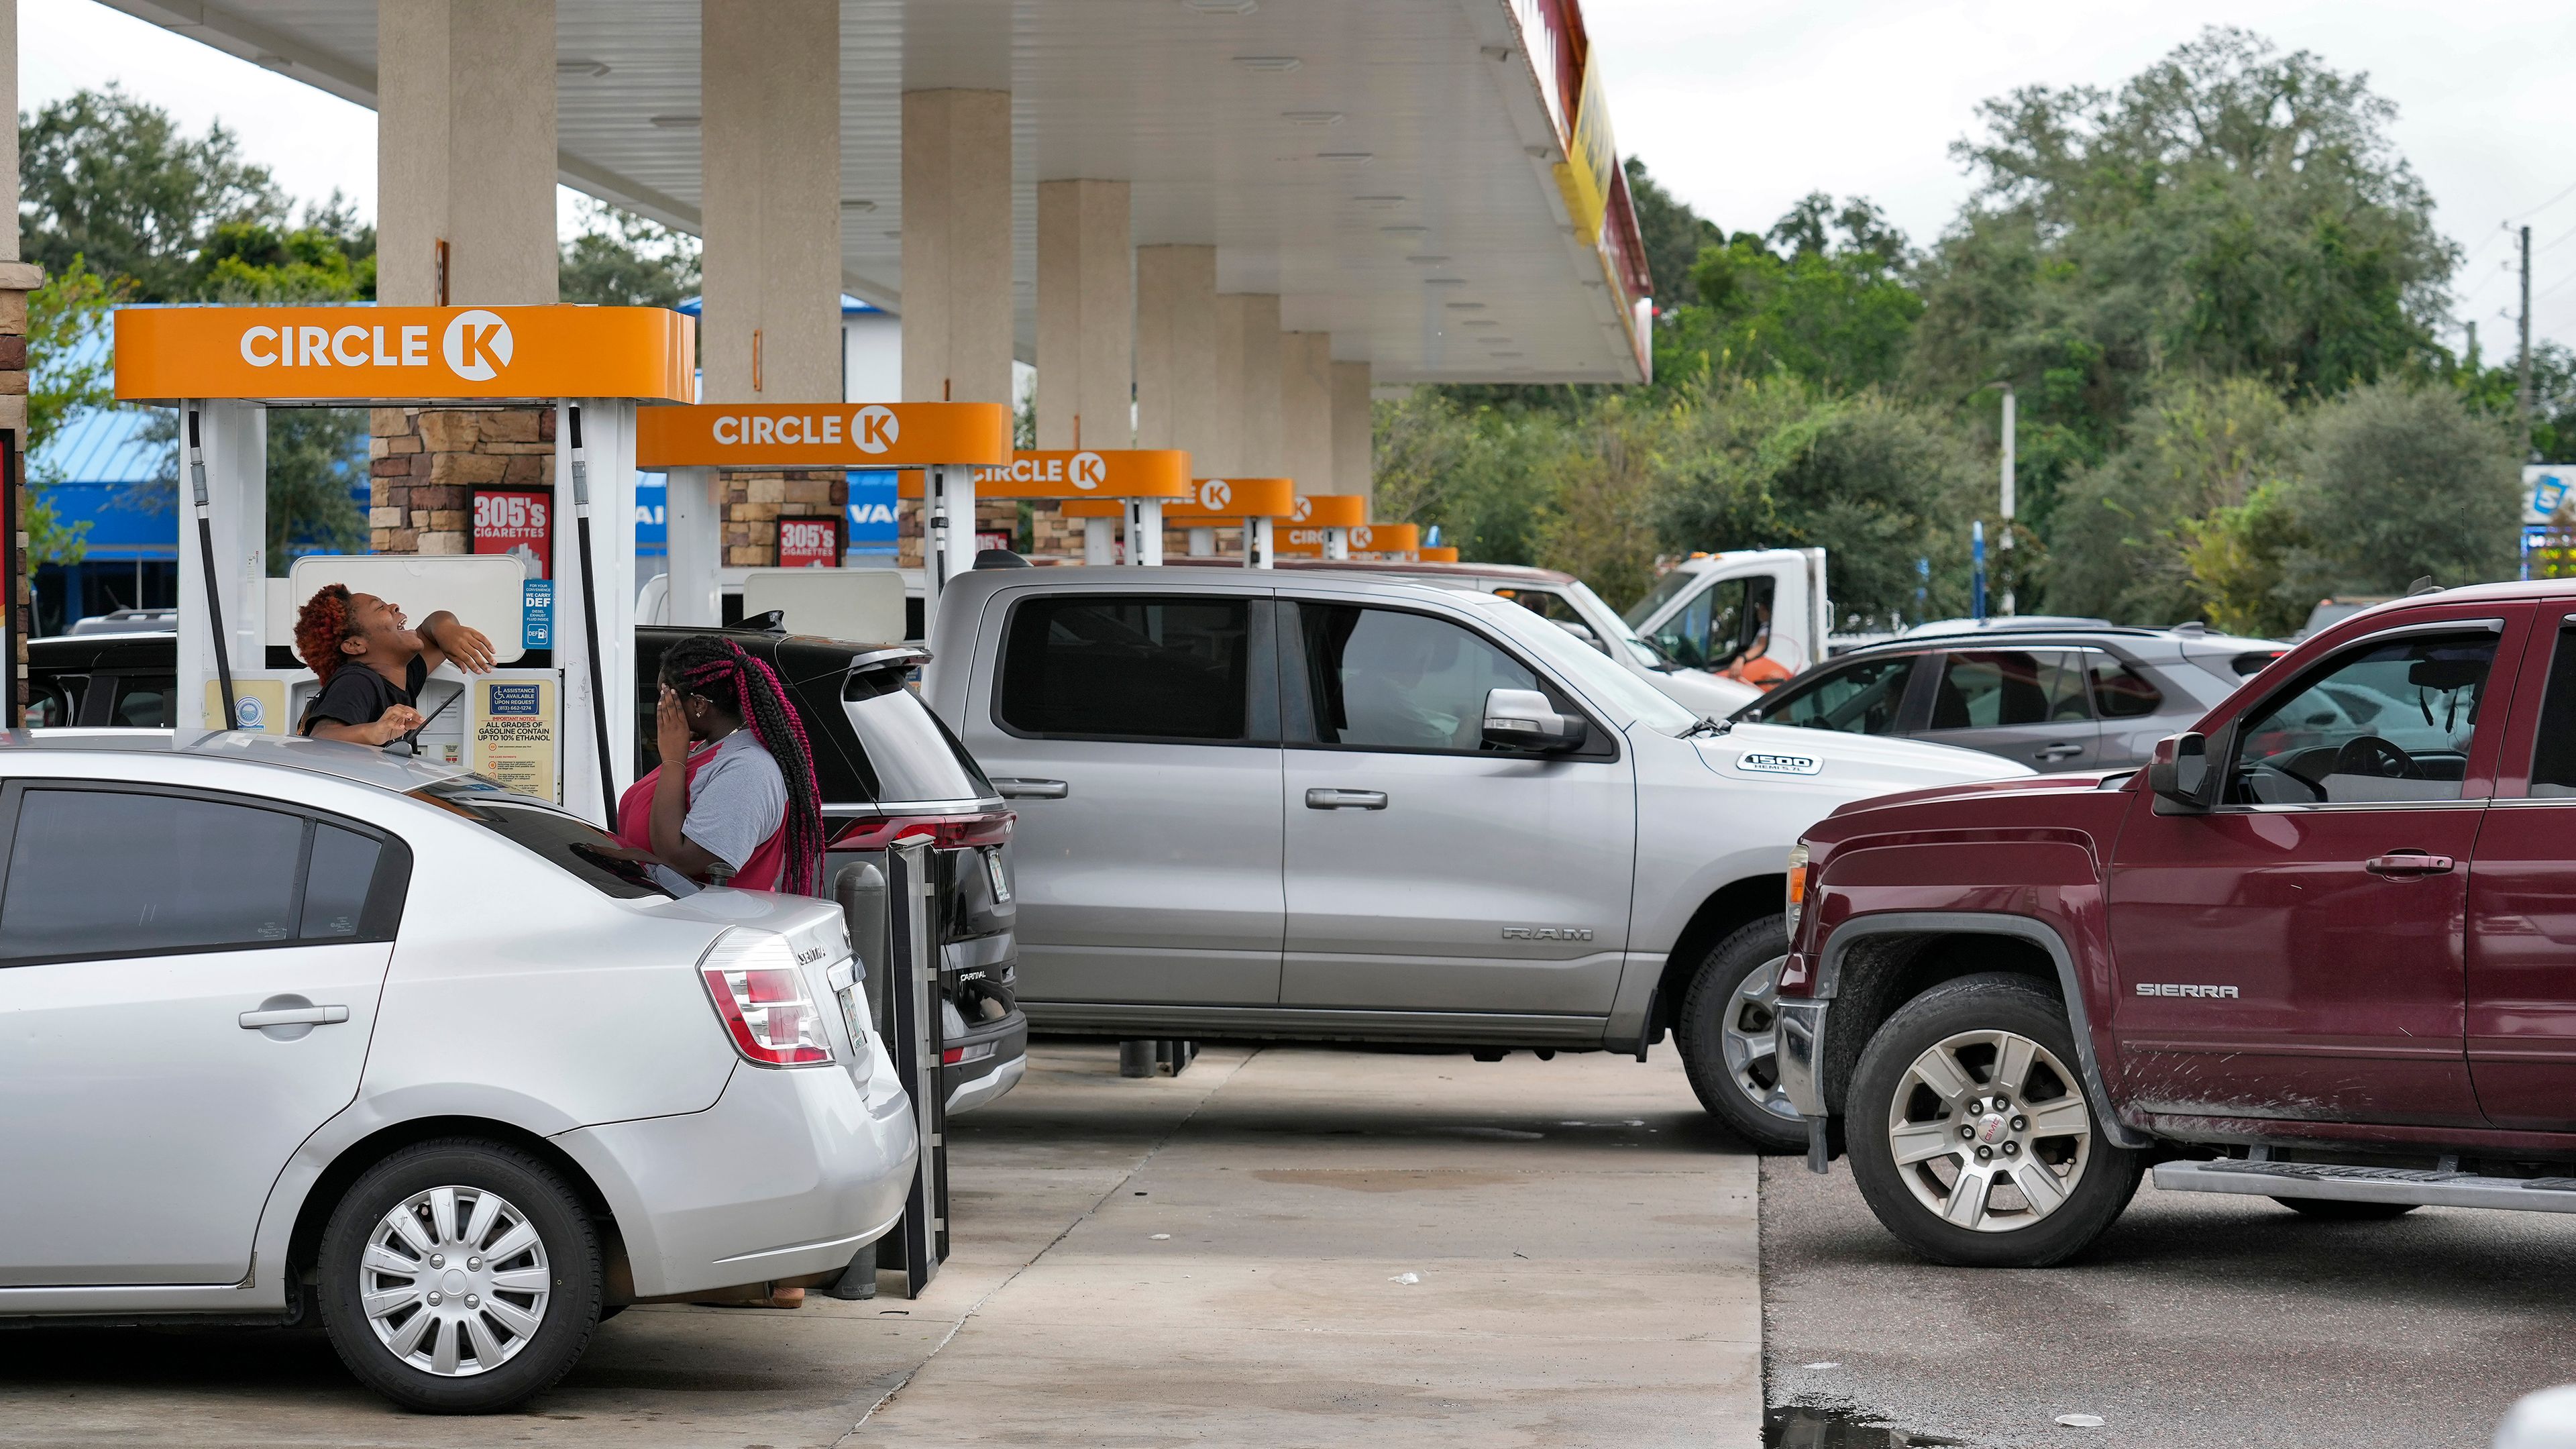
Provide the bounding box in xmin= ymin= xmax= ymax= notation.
xmin=2525 ymin=627 xmax=2576 ymax=798
xmin=411 ymin=780 xmax=674 ymax=900
xmin=1495 ymin=588 xmax=1607 ymax=655
xmin=1756 ymin=655 xmax=1914 ymax=735
xmin=847 ymin=682 xmax=993 ymax=802
xmin=2226 ymin=630 xmax=2498 ymax=806
xmin=1643 ymin=576 xmax=1774 ymax=672
xmin=998 ymin=595 xmax=1250 ymax=742
xmin=110 ymin=674 xmax=175 ymax=728
xmin=1622 ymin=566 xmax=1702 ymax=630
xmin=1927 ymin=651 xmax=2090 ymax=730
xmin=25 ymin=676 xmax=80 ymax=728
xmin=2086 ymin=655 xmax=2165 ymax=719
xmin=1292 ymin=604 xmax=1540 ymax=753
xmin=0 ymin=788 xmax=388 ymax=961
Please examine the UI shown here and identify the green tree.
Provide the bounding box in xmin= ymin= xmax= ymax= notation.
xmin=1911 ymin=27 xmax=2455 ymax=533
xmin=23 ymin=258 xmax=123 ymax=570
xmin=197 ymin=209 xmax=376 ymax=303
xmin=2273 ymin=379 xmax=2522 ymax=604
xmin=1623 ymin=157 xmax=1719 ymax=311
xmin=1669 ymin=197 xmax=1923 ymax=392
xmin=559 ymin=199 xmax=701 ymax=307
xmin=19 ymin=86 xmax=286 ymax=301
xmin=1373 ymin=390 xmax=1574 ymax=565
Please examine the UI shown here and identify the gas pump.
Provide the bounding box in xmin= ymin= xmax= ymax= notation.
xmin=111 ymin=304 xmax=694 ymax=826
xmin=1105 ymin=476 xmax=1295 ymax=568
xmin=639 ymin=402 xmax=1014 ymax=627
xmin=897 ymin=450 xmax=1192 ymax=566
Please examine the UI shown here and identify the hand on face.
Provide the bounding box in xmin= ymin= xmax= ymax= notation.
xmin=656 ymin=684 xmax=696 ymax=760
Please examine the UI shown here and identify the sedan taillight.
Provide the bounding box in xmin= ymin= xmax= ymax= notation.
xmin=700 ymin=932 xmax=834 ymax=1067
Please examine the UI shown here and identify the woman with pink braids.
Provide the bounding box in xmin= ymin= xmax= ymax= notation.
xmin=612 ymin=635 xmax=827 ymax=896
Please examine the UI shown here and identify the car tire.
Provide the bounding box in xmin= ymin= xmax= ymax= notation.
xmin=2272 ymin=1197 xmax=2419 ymax=1221
xmin=317 ymin=1138 xmax=602 ymax=1413
xmin=1845 ymin=973 xmax=2143 ymax=1268
xmin=1675 ymin=913 xmax=1807 ymax=1151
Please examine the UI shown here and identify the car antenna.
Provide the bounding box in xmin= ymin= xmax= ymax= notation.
xmin=2408 ymin=576 xmax=2442 ymax=596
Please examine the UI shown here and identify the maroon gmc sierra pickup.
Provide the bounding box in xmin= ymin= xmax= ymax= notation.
xmin=1776 ymin=580 xmax=2576 ymax=1267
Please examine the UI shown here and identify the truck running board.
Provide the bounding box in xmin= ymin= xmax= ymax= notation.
xmin=2155 ymin=1159 xmax=2576 ymax=1214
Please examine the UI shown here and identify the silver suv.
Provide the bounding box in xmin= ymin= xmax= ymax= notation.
xmin=923 ymin=567 xmax=2028 ymax=1148
xmin=0 ymin=735 xmax=916 ymax=1412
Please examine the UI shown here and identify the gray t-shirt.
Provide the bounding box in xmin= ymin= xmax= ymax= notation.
xmin=648 ymin=729 xmax=789 ymax=895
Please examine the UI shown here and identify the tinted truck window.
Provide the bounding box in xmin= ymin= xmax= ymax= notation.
xmin=999 ymin=596 xmax=1250 ymax=741
xmin=1293 ymin=604 xmax=1538 ymax=753
xmin=1761 ymin=655 xmax=1912 ymax=734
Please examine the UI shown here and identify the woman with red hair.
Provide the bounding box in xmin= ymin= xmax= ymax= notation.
xmin=293 ymin=584 xmax=495 ymax=745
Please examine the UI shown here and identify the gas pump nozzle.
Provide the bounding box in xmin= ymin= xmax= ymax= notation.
xmin=186 ymin=409 xmax=239 ymax=731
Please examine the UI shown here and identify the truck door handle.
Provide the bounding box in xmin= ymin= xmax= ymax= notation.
xmin=1305 ymin=788 xmax=1388 ymax=810
xmin=238 ymin=1004 xmax=350 ymax=1028
xmin=992 ymin=778 xmax=1069 ymax=800
xmin=2365 ymin=853 xmax=2456 ymax=877
xmin=2034 ymin=743 xmax=2085 ymax=761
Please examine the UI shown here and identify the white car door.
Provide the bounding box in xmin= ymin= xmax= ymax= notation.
xmin=0 ymin=784 xmax=399 ymax=1285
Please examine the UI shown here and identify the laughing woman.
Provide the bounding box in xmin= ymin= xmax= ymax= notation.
xmin=614 ymin=635 xmax=828 ymax=898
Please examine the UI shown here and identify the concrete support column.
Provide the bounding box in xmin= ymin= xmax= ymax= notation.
xmin=1281 ymin=331 xmax=1332 ymax=500
xmin=377 ymin=0 xmax=557 ymax=307
xmin=902 ymin=90 xmax=1014 ymax=407
xmin=1332 ymin=360 xmax=1375 ymax=508
xmin=376 ymin=0 xmax=558 ymax=557
xmin=1220 ymin=295 xmax=1283 ymax=476
xmin=1 ymin=0 xmax=29 ymax=714
xmin=902 ymin=89 xmax=1010 ymax=587
xmin=1136 ymin=244 xmax=1222 ymax=464
xmin=1036 ymin=180 xmax=1133 ymax=449
xmin=704 ymin=0 xmax=842 ymax=568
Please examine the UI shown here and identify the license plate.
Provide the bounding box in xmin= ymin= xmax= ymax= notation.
xmin=983 ymin=847 xmax=1012 ymax=904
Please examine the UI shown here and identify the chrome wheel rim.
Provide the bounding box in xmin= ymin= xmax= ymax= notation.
xmin=1886 ymin=1029 xmax=2092 ymax=1233
xmin=1721 ymin=956 xmax=1801 ymax=1124
xmin=361 ymin=1185 xmax=551 ymax=1377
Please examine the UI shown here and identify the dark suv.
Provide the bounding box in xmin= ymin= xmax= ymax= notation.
xmin=635 ymin=628 xmax=1026 ymax=1116
xmin=1732 ymin=622 xmax=2284 ymax=773
xmin=1777 ymin=582 xmax=2576 ymax=1267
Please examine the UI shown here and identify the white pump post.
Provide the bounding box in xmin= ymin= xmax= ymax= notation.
xmin=663 ymin=464 xmax=723 ymax=626
xmin=1246 ymin=517 xmax=1274 ymax=569
xmin=174 ymin=398 xmax=267 ymax=731
xmin=1125 ymin=498 xmax=1165 ymax=566
xmin=925 ymin=464 xmax=979 ymax=609
xmin=1322 ymin=525 xmax=1348 ymax=561
xmin=1187 ymin=527 xmax=1216 ymax=556
xmin=553 ymin=398 xmax=641 ymax=828
xmin=1083 ymin=515 xmax=1116 ymax=565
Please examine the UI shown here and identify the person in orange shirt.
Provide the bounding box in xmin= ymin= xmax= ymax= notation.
xmin=1721 ymin=600 xmax=1797 ymax=690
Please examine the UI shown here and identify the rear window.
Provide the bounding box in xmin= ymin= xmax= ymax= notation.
xmin=998 ymin=595 xmax=1252 ymax=742
xmin=845 ymin=668 xmax=993 ymax=802
xmin=411 ymin=780 xmax=672 ymax=900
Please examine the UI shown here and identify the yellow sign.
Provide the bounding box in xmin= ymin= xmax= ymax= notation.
xmin=639 ymin=402 xmax=1012 ymax=468
xmin=1288 ymin=494 xmax=1367 ymax=529
xmin=1167 ymin=477 xmax=1298 ymax=521
xmin=469 ymin=677 xmax=559 ymax=802
xmin=896 ymin=449 xmax=1193 ymax=499
xmin=1553 ymin=61 xmax=1619 ymax=246
xmin=115 ymin=305 xmax=697 ymax=404
xmin=202 ymin=678 xmax=288 ymax=735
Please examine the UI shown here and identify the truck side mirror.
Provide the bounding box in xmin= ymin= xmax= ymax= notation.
xmin=2147 ymin=731 xmax=2215 ymax=814
xmin=1482 ymin=687 xmax=1585 ymax=753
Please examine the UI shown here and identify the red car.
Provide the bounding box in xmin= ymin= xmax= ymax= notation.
xmin=1778 ymin=580 xmax=2576 ymax=1267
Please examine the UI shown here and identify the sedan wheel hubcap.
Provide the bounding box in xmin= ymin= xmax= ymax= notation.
xmin=1720 ymin=957 xmax=1801 ymax=1124
xmin=362 ymin=1185 xmax=551 ymax=1377
xmin=1886 ymin=1029 xmax=2092 ymax=1233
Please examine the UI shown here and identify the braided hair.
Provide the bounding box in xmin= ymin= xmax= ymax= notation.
xmin=293 ymin=584 xmax=363 ymax=682
xmin=661 ymin=635 xmax=827 ymax=895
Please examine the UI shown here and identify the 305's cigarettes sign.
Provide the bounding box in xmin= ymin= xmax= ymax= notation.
xmin=114 ymin=305 xmax=696 ymax=402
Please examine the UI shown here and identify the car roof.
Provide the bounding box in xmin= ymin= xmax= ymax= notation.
xmin=1164 ymin=557 xmax=1580 ymax=586
xmin=3 ymin=728 xmax=482 ymax=794
xmin=1838 ymin=625 xmax=2284 ymax=658
xmin=943 ymin=561 xmax=1497 ymax=610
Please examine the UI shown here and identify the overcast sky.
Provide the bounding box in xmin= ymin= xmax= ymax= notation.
xmin=23 ymin=0 xmax=2576 ymax=350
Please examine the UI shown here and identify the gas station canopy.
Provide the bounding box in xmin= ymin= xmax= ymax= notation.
xmin=100 ymin=0 xmax=1653 ymax=384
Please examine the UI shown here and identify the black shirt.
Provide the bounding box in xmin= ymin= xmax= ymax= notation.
xmin=300 ymin=655 xmax=429 ymax=739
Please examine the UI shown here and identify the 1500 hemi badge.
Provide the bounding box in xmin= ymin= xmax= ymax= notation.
xmin=2137 ymin=983 xmax=2240 ymax=998
xmin=1737 ymin=751 xmax=1823 ymax=776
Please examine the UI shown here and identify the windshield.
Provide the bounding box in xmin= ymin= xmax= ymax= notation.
xmin=1480 ymin=597 xmax=1697 ymax=733
xmin=1564 ymin=580 xmax=1668 ymax=668
xmin=1622 ymin=566 xmax=1702 ymax=629
xmin=411 ymin=778 xmax=675 ymax=900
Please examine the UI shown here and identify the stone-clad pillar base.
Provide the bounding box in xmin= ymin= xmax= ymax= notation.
xmin=722 ymin=470 xmax=849 ymax=568
xmin=0 ymin=258 xmax=37 ymax=721
xmin=370 ymin=407 xmax=553 ymax=556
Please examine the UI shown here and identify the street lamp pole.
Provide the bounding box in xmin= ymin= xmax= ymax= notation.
xmin=1996 ymin=383 xmax=2016 ymax=616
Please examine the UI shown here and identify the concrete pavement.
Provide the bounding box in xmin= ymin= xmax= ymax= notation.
xmin=0 ymin=1043 xmax=1761 ymax=1446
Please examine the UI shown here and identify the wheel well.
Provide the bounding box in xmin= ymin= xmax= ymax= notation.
xmin=1819 ymin=932 xmax=2060 ymax=1114
xmin=284 ymin=1117 xmax=625 ymax=1289
xmin=1651 ymin=873 xmax=1786 ymax=1040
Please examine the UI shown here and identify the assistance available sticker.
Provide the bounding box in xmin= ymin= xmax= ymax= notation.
xmin=1737 ymin=750 xmax=1823 ymax=777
